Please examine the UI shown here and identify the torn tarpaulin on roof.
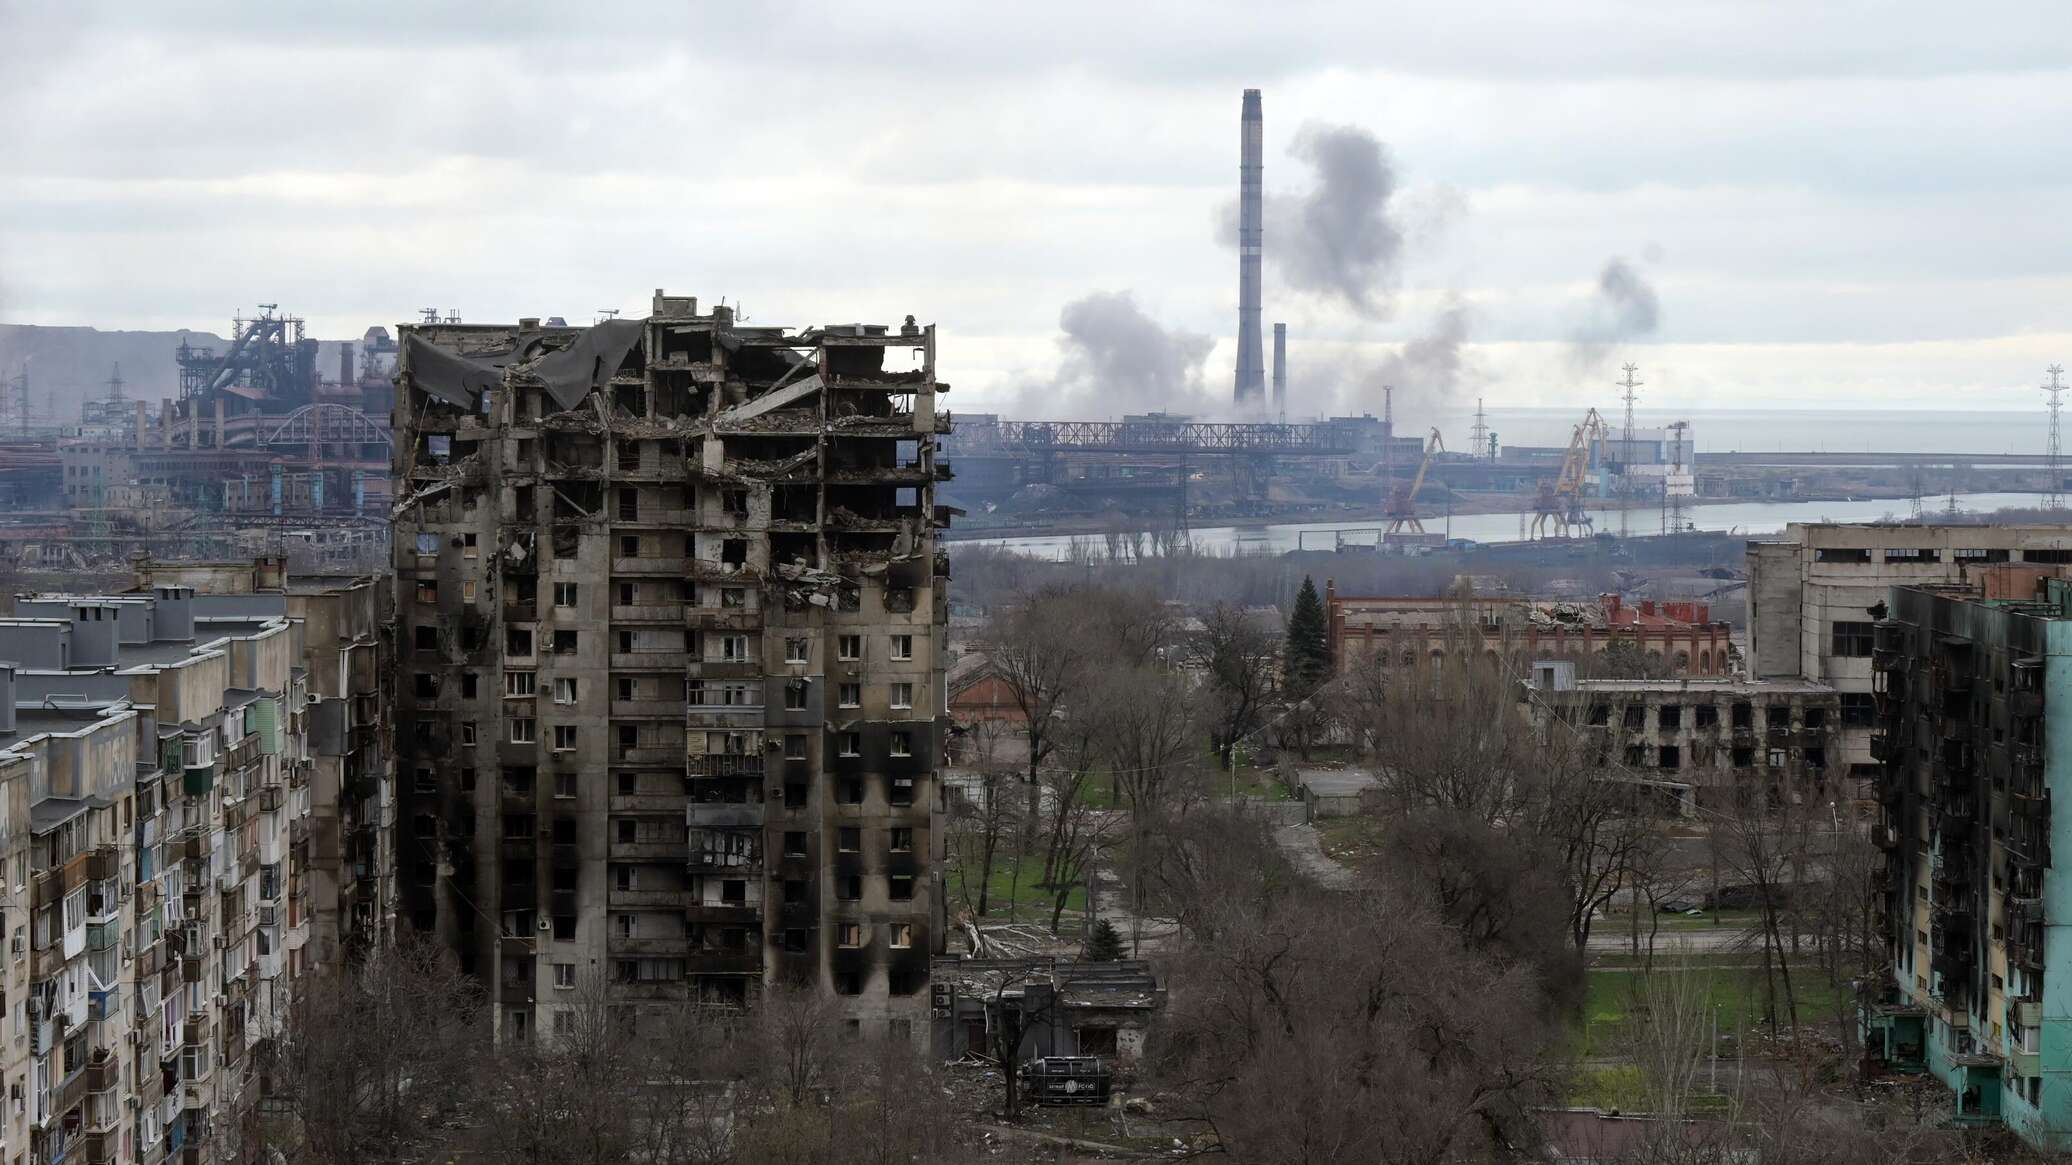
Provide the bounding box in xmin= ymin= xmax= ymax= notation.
xmin=405 ymin=318 xmax=647 ymax=411
xmin=402 ymin=335 xmax=504 ymax=408
xmin=510 ymin=317 xmax=647 ymax=411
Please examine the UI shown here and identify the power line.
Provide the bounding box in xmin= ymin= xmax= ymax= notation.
xmin=2044 ymin=365 xmax=2065 ymax=511
xmin=1617 ymin=364 xmax=1641 ymax=539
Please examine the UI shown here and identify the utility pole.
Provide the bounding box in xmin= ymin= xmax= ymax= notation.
xmin=1469 ymin=398 xmax=1489 ymax=463
xmin=1617 ymin=364 xmax=1641 ymax=538
xmin=2044 ymin=365 xmax=2066 ymax=510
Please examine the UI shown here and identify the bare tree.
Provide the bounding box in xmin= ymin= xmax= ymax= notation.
xmin=1142 ymin=807 xmax=1566 ymax=1164
xmin=1086 ymin=662 xmax=1205 ymax=951
xmin=1190 ymin=601 xmax=1279 ymax=766
xmin=269 ymin=934 xmax=484 ymax=1165
xmin=1623 ymin=945 xmax=1716 ymax=1119
xmin=758 ymin=980 xmax=845 ymax=1107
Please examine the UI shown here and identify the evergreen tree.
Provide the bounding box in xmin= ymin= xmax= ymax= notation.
xmin=1286 ymin=576 xmax=1330 ymax=686
xmin=1085 ymin=918 xmax=1125 ymax=962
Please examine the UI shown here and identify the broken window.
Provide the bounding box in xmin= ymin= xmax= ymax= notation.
xmin=1658 ymin=705 xmax=1681 ymax=730
xmin=721 ymin=588 xmax=745 ymax=608
xmin=838 ymin=827 xmax=860 ymax=852
xmin=890 ymin=827 xmax=913 ymax=852
xmin=785 ymin=831 xmax=808 ymax=857
xmin=839 ymin=778 xmax=863 ymax=805
xmin=505 ymin=671 xmax=537 ymax=697
xmin=722 ymin=489 xmax=748 ymax=516
xmin=553 ymin=582 xmax=578 ymax=607
xmin=721 ymin=539 xmax=747 ymax=566
xmin=1732 ymin=746 xmax=1754 ymax=767
xmin=1694 ymin=704 xmax=1718 ymax=729
xmin=1731 ymin=702 xmax=1753 ymax=729
xmin=506 ymin=627 xmax=534 ymax=657
xmin=838 ymin=683 xmax=860 ymax=708
xmin=553 ymin=629 xmax=578 ymax=654
xmin=1586 ymin=704 xmax=1610 ymax=726
xmin=1657 ymin=746 xmax=1680 ymax=770
xmin=838 ymin=635 xmax=861 ymax=661
xmin=837 ymin=876 xmax=861 ymax=902
xmin=618 ymin=488 xmax=638 ymax=521
xmin=1623 ymin=705 xmax=1644 ymax=730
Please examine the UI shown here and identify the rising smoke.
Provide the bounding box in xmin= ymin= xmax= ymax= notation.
xmin=1231 ymin=124 xmax=1409 ymax=320
xmin=1350 ymin=299 xmax=1473 ymax=422
xmin=1568 ymin=258 xmax=1660 ymax=374
xmin=1018 ymin=291 xmax=1213 ymax=418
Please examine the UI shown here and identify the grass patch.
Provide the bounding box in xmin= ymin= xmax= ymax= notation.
xmin=946 ymin=853 xmax=1089 ymax=927
xmin=1224 ymin=764 xmax=1296 ymax=801
xmin=1569 ymin=1064 xmax=1647 ymax=1110
xmin=1579 ymin=966 xmax=1851 ymax=1056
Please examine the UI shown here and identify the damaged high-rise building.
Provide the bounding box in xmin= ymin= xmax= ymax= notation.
xmin=391 ymin=291 xmax=951 ymax=1038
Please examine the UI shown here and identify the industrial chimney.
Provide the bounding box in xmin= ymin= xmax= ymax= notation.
xmin=1271 ymin=323 xmax=1287 ymax=419
xmin=1233 ymin=89 xmax=1265 ymax=407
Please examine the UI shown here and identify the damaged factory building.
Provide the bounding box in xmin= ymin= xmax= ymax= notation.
xmin=392 ymin=291 xmax=953 ymax=1039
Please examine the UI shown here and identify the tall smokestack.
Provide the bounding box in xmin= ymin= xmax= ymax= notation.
xmin=1271 ymin=323 xmax=1287 ymax=419
xmin=1234 ymin=88 xmax=1265 ymax=406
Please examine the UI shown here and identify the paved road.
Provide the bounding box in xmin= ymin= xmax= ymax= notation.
xmin=1275 ymin=823 xmax=1361 ymax=890
xmin=1588 ymin=923 xmax=1762 ymax=954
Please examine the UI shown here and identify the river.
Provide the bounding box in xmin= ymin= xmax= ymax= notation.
xmin=955 ymin=492 xmax=2054 ymax=558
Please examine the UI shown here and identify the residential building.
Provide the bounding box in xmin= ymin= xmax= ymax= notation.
xmin=0 ymin=567 xmax=387 ymax=1165
xmin=1865 ymin=575 xmax=2072 ymax=1144
xmin=1521 ymin=666 xmax=1840 ymax=814
xmin=392 ymin=292 xmax=951 ymax=1041
xmin=1748 ymin=522 xmax=2072 ymax=785
xmin=929 ymin=957 xmax=1163 ymax=1066
xmin=1325 ymin=585 xmax=1733 ymax=679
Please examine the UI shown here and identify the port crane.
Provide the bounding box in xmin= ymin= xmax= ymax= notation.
xmin=1383 ymin=428 xmax=1445 ymax=535
xmin=1531 ymin=408 xmax=1610 ymax=539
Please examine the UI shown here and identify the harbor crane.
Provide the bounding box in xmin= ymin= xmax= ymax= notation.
xmin=1383 ymin=428 xmax=1446 ymax=535
xmin=1531 ymin=408 xmax=1610 ymax=539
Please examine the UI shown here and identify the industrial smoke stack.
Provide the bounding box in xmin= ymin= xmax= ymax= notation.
xmin=1234 ymin=88 xmax=1265 ymax=406
xmin=1271 ymin=323 xmax=1287 ymax=418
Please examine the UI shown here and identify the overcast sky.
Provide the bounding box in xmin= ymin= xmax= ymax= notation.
xmin=2 ymin=0 xmax=2068 ymax=422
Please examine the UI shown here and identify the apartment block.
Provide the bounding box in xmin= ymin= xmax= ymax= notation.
xmin=1865 ymin=575 xmax=2072 ymax=1144
xmin=0 ymin=568 xmax=387 ymax=1165
xmin=1748 ymin=522 xmax=2072 ymax=784
xmin=1521 ymin=667 xmax=1839 ymax=814
xmin=391 ymin=292 xmax=951 ymax=1040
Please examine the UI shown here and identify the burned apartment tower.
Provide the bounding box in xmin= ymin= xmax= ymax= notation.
xmin=391 ymin=292 xmax=950 ymax=1037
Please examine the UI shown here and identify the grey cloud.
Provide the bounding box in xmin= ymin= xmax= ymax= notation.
xmin=1568 ymin=258 xmax=1660 ymax=373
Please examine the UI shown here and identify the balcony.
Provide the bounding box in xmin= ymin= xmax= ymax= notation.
xmin=686 ymin=608 xmax=760 ymax=632
xmin=682 ymin=950 xmax=763 ymax=975
xmin=685 ymin=902 xmax=761 ymax=926
xmin=610 ymin=604 xmax=686 ymax=624
xmin=610 ymin=793 xmax=687 ymax=815
xmin=610 ymin=652 xmax=690 ymax=670
xmin=610 ymin=699 xmax=687 ymax=719
xmin=612 ymin=746 xmax=683 ymax=767
xmin=608 ymin=840 xmax=685 ymax=862
xmin=85 ymin=846 xmax=117 ymax=882
xmin=686 ymin=752 xmax=763 ymax=778
xmin=2012 ymin=688 xmax=2044 ymax=720
xmin=607 ymin=935 xmax=689 ymax=958
xmin=607 ymin=887 xmax=685 ymax=909
xmin=611 ymin=556 xmax=687 ymax=576
xmin=258 ymin=785 xmax=285 ymax=813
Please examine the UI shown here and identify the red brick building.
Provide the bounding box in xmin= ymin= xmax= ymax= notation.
xmin=1325 ymin=582 xmax=1735 ymax=678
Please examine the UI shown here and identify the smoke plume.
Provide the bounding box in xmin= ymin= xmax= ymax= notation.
xmin=1252 ymin=124 xmax=1408 ymax=319
xmin=1568 ymin=258 xmax=1660 ymax=374
xmin=1016 ymin=291 xmax=1213 ymax=418
xmin=1363 ymin=301 xmax=1471 ymax=420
